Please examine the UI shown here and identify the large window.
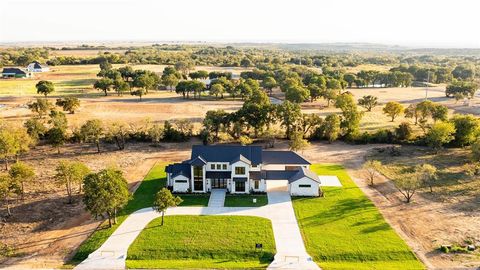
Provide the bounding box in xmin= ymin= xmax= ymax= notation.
xmin=235 ymin=181 xmax=245 ymax=192
xmin=254 ymin=180 xmax=259 ymax=189
xmin=194 ymin=166 xmax=203 ymax=178
xmin=235 ymin=167 xmax=246 ymax=175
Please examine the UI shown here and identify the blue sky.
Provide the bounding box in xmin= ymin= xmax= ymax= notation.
xmin=0 ymin=0 xmax=479 ymax=48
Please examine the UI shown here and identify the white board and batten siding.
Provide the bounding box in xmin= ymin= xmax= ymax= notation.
xmin=289 ymin=177 xmax=319 ymax=196
xmin=173 ymin=175 xmax=190 ymax=192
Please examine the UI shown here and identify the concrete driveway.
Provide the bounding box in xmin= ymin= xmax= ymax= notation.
xmin=75 ymin=191 xmax=319 ymax=270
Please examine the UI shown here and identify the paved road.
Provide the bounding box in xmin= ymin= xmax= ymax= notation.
xmin=75 ymin=191 xmax=319 ymax=270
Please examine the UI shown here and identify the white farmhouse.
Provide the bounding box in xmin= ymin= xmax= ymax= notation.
xmin=166 ymin=145 xmax=320 ymax=196
xmin=26 ymin=61 xmax=50 ymax=72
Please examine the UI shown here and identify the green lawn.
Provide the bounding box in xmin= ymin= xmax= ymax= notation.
xmin=177 ymin=194 xmax=210 ymax=206
xmin=224 ymin=194 xmax=268 ymax=207
xmin=69 ymin=162 xmax=168 ymax=264
xmin=126 ymin=216 xmax=276 ymax=269
xmin=292 ymin=164 xmax=424 ymax=270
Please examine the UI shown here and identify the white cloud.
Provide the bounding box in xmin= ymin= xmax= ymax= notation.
xmin=0 ymin=0 xmax=479 ymax=47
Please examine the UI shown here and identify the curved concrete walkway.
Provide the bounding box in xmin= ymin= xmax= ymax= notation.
xmin=75 ymin=191 xmax=319 ymax=270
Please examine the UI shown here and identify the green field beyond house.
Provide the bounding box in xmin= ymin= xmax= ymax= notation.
xmin=126 ymin=216 xmax=276 ymax=269
xmin=293 ymin=164 xmax=424 ymax=270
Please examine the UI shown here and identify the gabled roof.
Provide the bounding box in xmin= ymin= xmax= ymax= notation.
xmin=166 ymin=163 xmax=191 ymax=179
xmin=31 ymin=61 xmax=47 ymax=69
xmin=289 ymin=167 xmax=321 ymax=184
xmin=188 ymin=156 xmax=207 ymax=166
xmin=2 ymin=68 xmax=27 ymax=75
xmin=230 ymin=154 xmax=251 ymax=165
xmin=191 ymin=145 xmax=262 ymax=165
xmin=262 ymin=151 xmax=311 ymax=165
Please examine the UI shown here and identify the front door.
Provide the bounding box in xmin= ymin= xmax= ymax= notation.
xmin=211 ymin=178 xmax=227 ymax=189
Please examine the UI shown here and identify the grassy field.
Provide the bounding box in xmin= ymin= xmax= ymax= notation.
xmin=69 ymin=162 xmax=167 ymax=264
xmin=292 ymin=164 xmax=424 ymax=270
xmin=224 ymin=194 xmax=268 ymax=207
xmin=177 ymin=194 xmax=210 ymax=206
xmin=126 ymin=215 xmax=276 ymax=269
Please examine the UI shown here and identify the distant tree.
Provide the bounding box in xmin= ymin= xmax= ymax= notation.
xmin=394 ymin=172 xmax=421 ymax=203
xmin=358 ymin=95 xmax=378 ymax=112
xmin=239 ymin=135 xmax=253 ymax=145
xmin=162 ymin=74 xmax=179 ymax=90
xmin=261 ymin=76 xmax=277 ymax=96
xmin=240 ymin=58 xmax=253 ymax=67
xmin=416 ymin=164 xmax=437 ymax=193
xmin=343 ymin=73 xmax=356 ymax=88
xmin=55 ymin=161 xmax=90 ymax=203
xmin=8 ymin=162 xmax=34 ymax=199
xmin=0 ymin=173 xmax=20 ymax=216
xmin=112 ymin=79 xmax=130 ymax=96
xmin=289 ymin=131 xmax=310 ymax=153
xmin=425 ymin=122 xmax=456 ymax=152
xmin=149 ymin=124 xmax=164 ymax=146
xmin=48 ymin=110 xmax=68 ymax=130
xmin=99 ymin=60 xmax=112 ymax=71
xmin=277 ymin=101 xmax=302 ymax=139
xmin=445 ymin=80 xmax=478 ymax=99
xmin=285 ymin=85 xmax=310 ymax=103
xmin=321 ymin=89 xmax=338 ymax=107
xmin=395 ymin=122 xmax=413 ymax=141
xmin=383 ymin=101 xmax=404 ymax=122
xmin=450 ymin=114 xmax=480 ymax=146
xmin=404 ymin=104 xmax=419 ymax=125
xmin=94 ymin=78 xmax=113 ymax=96
xmin=203 ymin=110 xmax=229 ymax=140
xmin=28 ymin=98 xmax=53 ymax=118
xmin=36 ymin=80 xmax=55 ymax=97
xmin=24 ymin=118 xmax=46 ymax=143
xmin=132 ymin=89 xmax=146 ymax=101
xmin=106 ymin=121 xmax=129 ymax=150
xmin=83 ymin=168 xmax=131 ymax=227
xmin=452 ymin=64 xmax=475 ymax=80
xmin=133 ymin=71 xmax=160 ymax=93
xmin=363 ymin=160 xmax=382 ymax=186
xmin=0 ymin=124 xmax=32 ymax=170
xmin=335 ymin=93 xmax=362 ymax=137
xmin=323 ymin=114 xmax=341 ymax=143
xmin=471 ymin=139 xmax=480 ymax=161
xmin=46 ymin=127 xmax=66 ymax=154
xmin=80 ymin=119 xmax=104 ymax=153
xmin=431 ymin=104 xmax=448 ymax=122
xmin=56 ymin=97 xmax=80 ymax=114
xmin=153 ymin=187 xmax=182 ymax=226
xmin=174 ymin=61 xmax=194 ymax=78
xmin=209 ymin=83 xmax=225 ymax=99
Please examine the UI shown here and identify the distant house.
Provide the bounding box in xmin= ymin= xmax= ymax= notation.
xmin=166 ymin=145 xmax=321 ymax=196
xmin=1 ymin=68 xmax=31 ymax=78
xmin=26 ymin=61 xmax=49 ymax=72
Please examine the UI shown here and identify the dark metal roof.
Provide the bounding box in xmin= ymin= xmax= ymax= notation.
xmin=191 ymin=145 xmax=262 ymax=165
xmin=289 ymin=167 xmax=320 ymax=183
xmin=189 ymin=156 xmax=207 ymax=166
xmin=2 ymin=68 xmax=27 ymax=74
xmin=233 ymin=177 xmax=248 ymax=182
xmin=206 ymin=171 xmax=231 ymax=179
xmin=264 ymin=170 xmax=297 ymax=180
xmin=166 ymin=163 xmax=191 ymax=179
xmin=262 ymin=151 xmax=311 ymax=165
xmin=30 ymin=61 xmax=48 ymax=69
xmin=230 ymin=154 xmax=251 ymax=165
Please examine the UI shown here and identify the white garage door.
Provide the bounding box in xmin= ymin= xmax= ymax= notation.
xmin=266 ymin=180 xmax=289 ymax=192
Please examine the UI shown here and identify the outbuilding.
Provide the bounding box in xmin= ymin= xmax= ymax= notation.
xmin=1 ymin=68 xmax=31 ymax=78
xmin=27 ymin=61 xmax=50 ymax=72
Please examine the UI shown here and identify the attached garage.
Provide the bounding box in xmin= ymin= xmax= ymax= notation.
xmin=266 ymin=180 xmax=289 ymax=192
xmin=289 ymin=177 xmax=320 ymax=196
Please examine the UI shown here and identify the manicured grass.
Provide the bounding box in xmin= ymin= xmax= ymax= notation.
xmin=224 ymin=194 xmax=268 ymax=207
xmin=177 ymin=194 xmax=210 ymax=206
xmin=69 ymin=162 xmax=167 ymax=264
xmin=292 ymin=164 xmax=424 ymax=270
xmin=126 ymin=216 xmax=276 ymax=269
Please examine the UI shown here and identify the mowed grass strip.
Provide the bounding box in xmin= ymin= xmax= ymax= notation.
xmin=69 ymin=162 xmax=168 ymax=264
xmin=292 ymin=164 xmax=424 ymax=270
xmin=126 ymin=215 xmax=276 ymax=269
xmin=177 ymin=194 xmax=210 ymax=206
xmin=224 ymin=194 xmax=268 ymax=207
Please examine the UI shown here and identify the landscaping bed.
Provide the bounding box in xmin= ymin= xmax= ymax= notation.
xmin=126 ymin=215 xmax=276 ymax=269
xmin=224 ymin=194 xmax=268 ymax=207
xmin=292 ymin=164 xmax=424 ymax=270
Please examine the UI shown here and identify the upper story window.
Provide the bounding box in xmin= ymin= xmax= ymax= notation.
xmin=194 ymin=166 xmax=203 ymax=178
xmin=211 ymin=164 xmax=215 ymax=170
xmin=216 ymin=164 xmax=221 ymax=170
xmin=235 ymin=166 xmax=246 ymax=175
xmin=222 ymin=164 xmax=227 ymax=170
